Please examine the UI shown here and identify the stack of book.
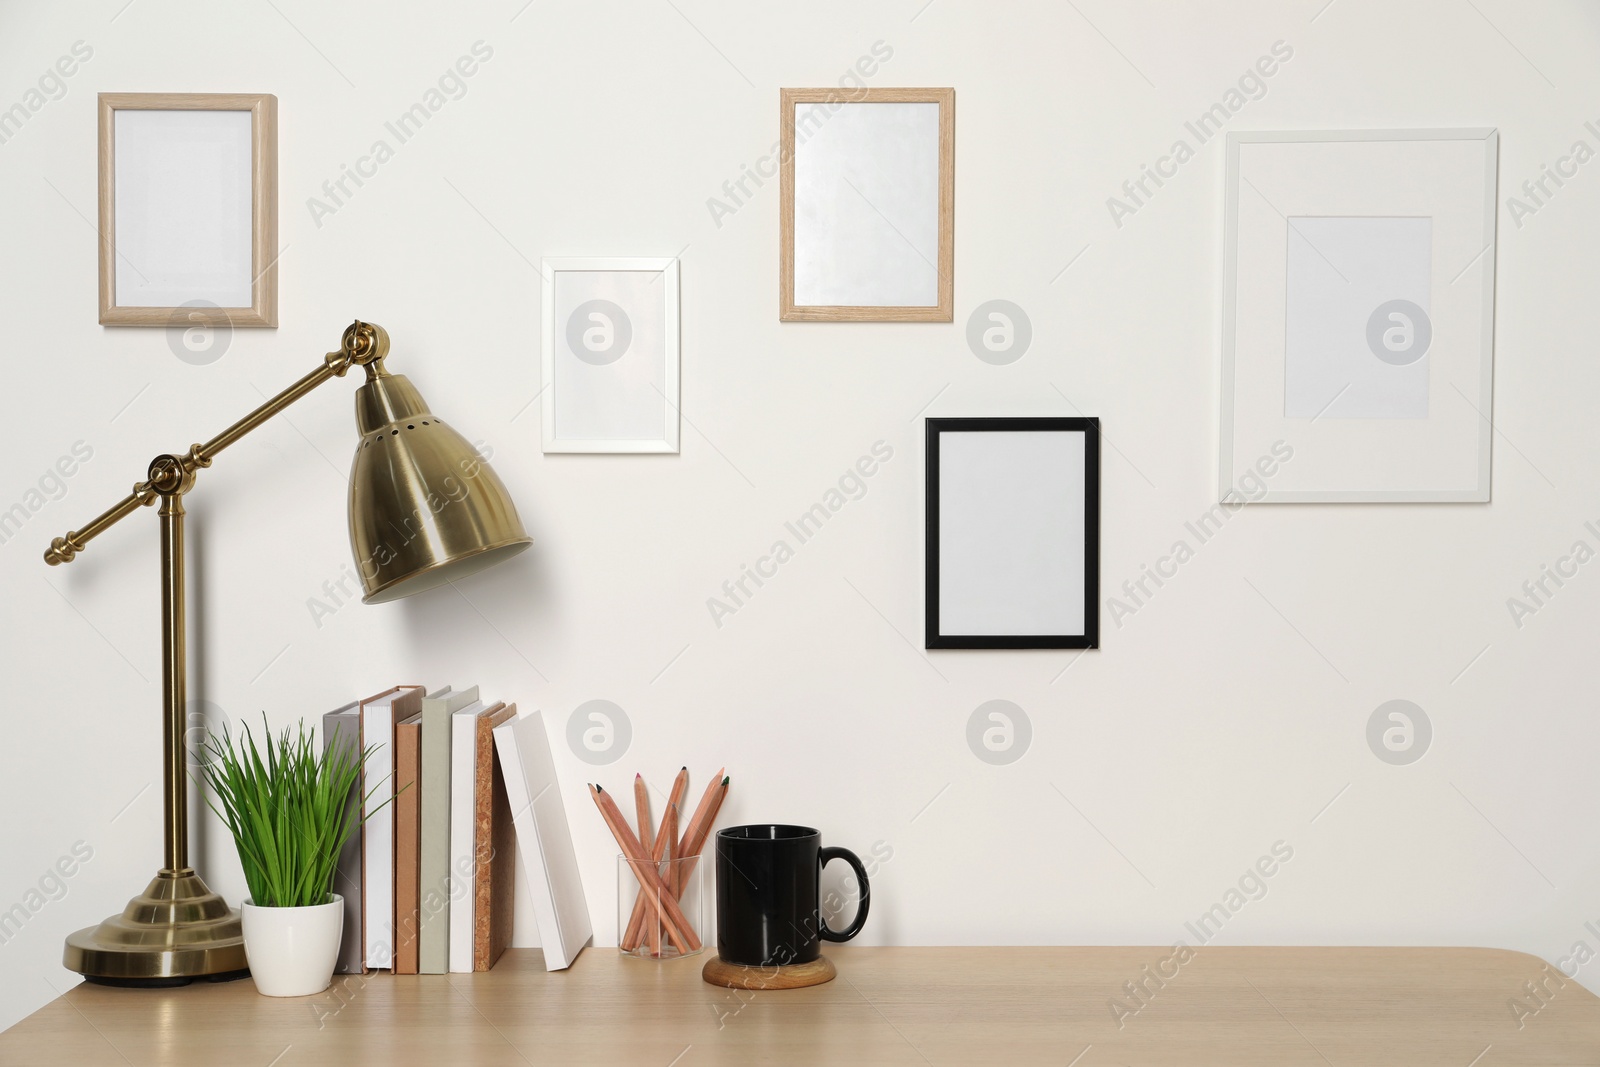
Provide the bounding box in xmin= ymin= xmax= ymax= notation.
xmin=322 ymin=686 xmax=592 ymax=975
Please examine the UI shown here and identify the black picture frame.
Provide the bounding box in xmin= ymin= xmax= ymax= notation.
xmin=925 ymin=417 xmax=1101 ymax=649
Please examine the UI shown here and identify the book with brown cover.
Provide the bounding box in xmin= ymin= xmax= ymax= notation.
xmin=393 ymin=711 xmax=423 ymax=975
xmin=473 ymin=702 xmax=518 ymax=971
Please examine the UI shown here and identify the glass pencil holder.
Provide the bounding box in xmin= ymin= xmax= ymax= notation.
xmin=617 ymin=854 xmax=705 ymax=961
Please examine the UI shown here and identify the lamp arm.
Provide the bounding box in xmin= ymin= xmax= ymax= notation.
xmin=43 ymin=320 xmax=390 ymax=566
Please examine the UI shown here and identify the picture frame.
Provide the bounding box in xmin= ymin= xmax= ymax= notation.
xmin=779 ymin=87 xmax=954 ymax=322
xmin=98 ymin=92 xmax=278 ymax=327
xmin=540 ymin=257 xmax=681 ymax=454
xmin=1219 ymin=128 xmax=1499 ymax=503
xmin=925 ymin=417 xmax=1101 ymax=650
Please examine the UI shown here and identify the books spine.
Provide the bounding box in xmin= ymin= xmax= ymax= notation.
xmin=323 ymin=706 xmax=364 ymax=975
xmin=360 ymin=700 xmax=395 ymax=969
xmin=421 ymin=688 xmax=478 ymax=975
xmin=448 ymin=710 xmax=479 ymax=973
xmin=473 ymin=703 xmax=517 ymax=970
xmin=394 ymin=718 xmax=422 ymax=975
xmin=472 ymin=712 xmax=494 ymax=970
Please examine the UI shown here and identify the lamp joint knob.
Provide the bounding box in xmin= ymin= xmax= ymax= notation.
xmin=147 ymin=455 xmax=196 ymax=496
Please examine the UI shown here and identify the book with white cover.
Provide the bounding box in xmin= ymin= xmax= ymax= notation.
xmin=448 ymin=698 xmax=488 ymax=973
xmin=321 ymin=700 xmax=363 ymax=974
xmin=493 ymin=709 xmax=592 ymax=971
xmin=361 ymin=685 xmax=423 ymax=970
xmin=421 ymin=686 xmax=478 ymax=975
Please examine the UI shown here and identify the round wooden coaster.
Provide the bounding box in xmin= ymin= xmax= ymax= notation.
xmin=701 ymin=954 xmax=836 ymax=990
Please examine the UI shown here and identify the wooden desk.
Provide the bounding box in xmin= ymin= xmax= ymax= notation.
xmin=3 ymin=947 xmax=1597 ymax=1065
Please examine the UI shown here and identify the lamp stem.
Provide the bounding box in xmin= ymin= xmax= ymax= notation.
xmin=53 ymin=320 xmax=400 ymax=982
xmin=159 ymin=493 xmax=188 ymax=876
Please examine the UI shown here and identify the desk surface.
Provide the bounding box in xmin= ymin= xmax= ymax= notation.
xmin=3 ymin=947 xmax=1596 ymax=1065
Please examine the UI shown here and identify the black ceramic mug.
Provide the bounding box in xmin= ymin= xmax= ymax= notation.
xmin=714 ymin=825 xmax=870 ymax=967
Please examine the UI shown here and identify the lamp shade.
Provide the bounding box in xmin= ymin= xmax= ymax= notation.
xmin=348 ymin=366 xmax=531 ymax=603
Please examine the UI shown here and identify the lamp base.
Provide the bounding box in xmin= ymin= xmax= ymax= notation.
xmin=63 ymin=870 xmax=247 ymax=983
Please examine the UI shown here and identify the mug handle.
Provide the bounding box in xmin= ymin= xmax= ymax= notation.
xmin=818 ymin=846 xmax=871 ymax=943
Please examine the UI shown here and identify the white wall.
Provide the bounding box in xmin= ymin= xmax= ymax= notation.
xmin=4 ymin=0 xmax=1600 ymax=1033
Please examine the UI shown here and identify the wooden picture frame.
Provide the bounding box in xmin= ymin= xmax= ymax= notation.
xmin=780 ymin=87 xmax=954 ymax=322
xmin=540 ymin=257 xmax=681 ymax=454
xmin=926 ymin=417 xmax=1100 ymax=650
xmin=98 ymin=93 xmax=277 ymax=327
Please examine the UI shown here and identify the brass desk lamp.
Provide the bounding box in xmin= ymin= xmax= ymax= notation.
xmin=44 ymin=320 xmax=532 ymax=984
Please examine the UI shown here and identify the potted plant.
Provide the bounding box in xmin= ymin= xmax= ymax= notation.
xmin=200 ymin=717 xmax=380 ymax=997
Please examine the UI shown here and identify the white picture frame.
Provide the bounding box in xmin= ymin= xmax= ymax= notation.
xmin=540 ymin=257 xmax=680 ymax=454
xmin=1219 ymin=129 xmax=1498 ymax=503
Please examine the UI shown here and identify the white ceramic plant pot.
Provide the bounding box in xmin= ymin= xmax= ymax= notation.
xmin=240 ymin=894 xmax=344 ymax=997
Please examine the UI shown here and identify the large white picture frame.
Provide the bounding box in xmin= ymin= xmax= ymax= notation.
xmin=540 ymin=257 xmax=680 ymax=454
xmin=1220 ymin=129 xmax=1498 ymax=503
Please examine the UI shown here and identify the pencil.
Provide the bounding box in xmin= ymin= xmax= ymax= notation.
xmin=674 ymin=775 xmax=729 ymax=897
xmin=590 ymin=785 xmax=700 ymax=953
xmin=622 ymin=767 xmax=690 ymax=950
xmin=657 ymin=798 xmax=678 ymax=958
xmin=675 ymin=768 xmax=725 ymax=858
xmin=634 ymin=773 xmax=653 ymax=853
xmin=678 ymin=774 xmax=728 ymax=860
xmin=633 ymin=773 xmax=658 ymax=956
xmin=659 ymin=767 xmax=689 ymax=860
xmin=664 ymin=797 xmax=678 ymax=865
